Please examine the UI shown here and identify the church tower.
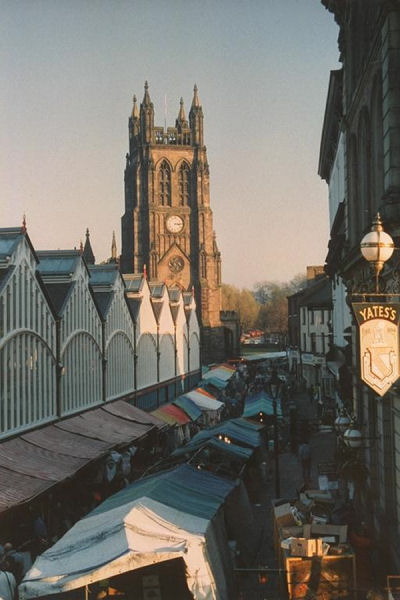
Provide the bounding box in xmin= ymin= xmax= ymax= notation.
xmin=121 ymin=83 xmax=222 ymax=329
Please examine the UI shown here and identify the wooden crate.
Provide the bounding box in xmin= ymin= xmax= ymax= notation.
xmin=272 ymin=501 xmax=357 ymax=600
xmin=283 ymin=552 xmax=357 ymax=599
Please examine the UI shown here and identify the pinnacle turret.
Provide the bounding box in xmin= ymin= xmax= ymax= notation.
xmin=82 ymin=228 xmax=95 ymax=265
xmin=142 ymin=81 xmax=152 ymax=106
xmin=191 ymin=84 xmax=201 ymax=108
xmin=111 ymin=230 xmax=117 ymax=262
xmin=176 ymin=97 xmax=188 ymax=129
xmin=140 ymin=81 xmax=154 ymax=144
xmin=189 ymin=84 xmax=204 ymax=146
xmin=131 ymin=94 xmax=139 ymax=119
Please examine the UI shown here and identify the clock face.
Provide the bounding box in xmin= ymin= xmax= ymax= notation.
xmin=166 ymin=214 xmax=184 ymax=233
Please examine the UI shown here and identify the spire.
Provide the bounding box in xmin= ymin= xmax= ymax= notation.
xmin=21 ymin=214 xmax=27 ymax=233
xmin=140 ymin=81 xmax=154 ymax=144
xmin=131 ymin=94 xmax=139 ymax=119
xmin=175 ymin=97 xmax=188 ymax=130
xmin=191 ymin=84 xmax=201 ymax=108
xmin=189 ymin=84 xmax=204 ymax=146
xmin=178 ymin=97 xmax=186 ymax=121
xmin=142 ymin=81 xmax=151 ymax=106
xmin=111 ymin=230 xmax=117 ymax=261
xmin=82 ymin=228 xmax=95 ymax=265
xmin=143 ymin=264 xmax=147 ymax=280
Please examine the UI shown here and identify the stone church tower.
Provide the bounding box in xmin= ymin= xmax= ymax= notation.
xmin=121 ymin=82 xmax=222 ymax=330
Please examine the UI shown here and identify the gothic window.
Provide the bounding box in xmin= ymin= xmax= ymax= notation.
xmin=179 ymin=162 xmax=190 ymax=206
xmin=158 ymin=161 xmax=171 ymax=206
xmin=200 ymin=251 xmax=206 ymax=278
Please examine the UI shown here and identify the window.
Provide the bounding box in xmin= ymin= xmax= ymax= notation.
xmin=302 ymin=307 xmax=306 ymax=325
xmin=321 ymin=309 xmax=325 ymax=324
xmin=311 ymin=333 xmax=316 ymax=354
xmin=158 ymin=161 xmax=171 ymax=206
xmin=302 ymin=333 xmax=307 ymax=352
xmin=179 ymin=162 xmax=190 ymax=206
xmin=310 ymin=310 xmax=314 ymax=325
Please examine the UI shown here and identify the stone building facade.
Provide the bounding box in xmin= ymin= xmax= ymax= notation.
xmin=121 ymin=83 xmax=239 ymax=363
xmin=320 ymin=0 xmax=400 ymax=577
xmin=121 ymin=83 xmax=222 ymax=329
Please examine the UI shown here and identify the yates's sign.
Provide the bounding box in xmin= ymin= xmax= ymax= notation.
xmin=353 ymin=303 xmax=400 ymax=396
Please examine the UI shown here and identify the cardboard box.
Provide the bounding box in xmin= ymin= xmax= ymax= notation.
xmin=274 ymin=502 xmax=296 ymax=527
xmin=280 ymin=525 xmax=303 ymax=539
xmin=303 ymin=523 xmax=348 ymax=544
xmin=290 ymin=537 xmax=323 ymax=557
xmin=305 ymin=489 xmax=334 ymax=503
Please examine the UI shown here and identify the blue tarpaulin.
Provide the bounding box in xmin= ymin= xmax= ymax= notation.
xmin=173 ymin=396 xmax=203 ymax=421
xmin=89 ymin=463 xmax=237 ymax=521
xmin=172 ymin=436 xmax=254 ymax=461
xmin=190 ymin=419 xmax=261 ymax=448
xmin=198 ymin=376 xmax=227 ymax=390
xmin=243 ymin=391 xmax=283 ymax=419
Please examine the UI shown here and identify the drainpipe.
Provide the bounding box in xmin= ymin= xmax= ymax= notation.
xmin=55 ymin=317 xmax=62 ymax=418
xmin=156 ymin=322 xmax=160 ymax=407
xmin=101 ymin=319 xmax=106 ymax=403
xmin=133 ymin=320 xmax=138 ymax=406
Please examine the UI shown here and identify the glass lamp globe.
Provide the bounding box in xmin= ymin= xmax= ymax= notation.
xmin=343 ymin=427 xmax=363 ymax=449
xmin=335 ymin=414 xmax=351 ymax=434
xmin=360 ymin=214 xmax=394 ymax=264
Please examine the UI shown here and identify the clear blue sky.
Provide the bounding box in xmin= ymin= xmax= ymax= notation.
xmin=1 ymin=0 xmax=340 ymax=288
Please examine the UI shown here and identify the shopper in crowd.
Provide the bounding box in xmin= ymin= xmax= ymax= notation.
xmin=0 ymin=546 xmax=17 ymax=600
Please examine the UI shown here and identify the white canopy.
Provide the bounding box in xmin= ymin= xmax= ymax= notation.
xmin=184 ymin=390 xmax=224 ymax=412
xmin=19 ymin=497 xmax=230 ymax=600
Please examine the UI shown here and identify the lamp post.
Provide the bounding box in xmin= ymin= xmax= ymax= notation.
xmin=360 ymin=213 xmax=394 ymax=293
xmin=269 ymin=370 xmax=282 ymax=498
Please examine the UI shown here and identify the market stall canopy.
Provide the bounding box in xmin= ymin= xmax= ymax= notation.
xmin=20 ymin=464 xmax=237 ymax=600
xmin=199 ymin=376 xmax=228 ymax=390
xmin=0 ymin=401 xmax=159 ymax=514
xmin=173 ymin=396 xmax=203 ymax=421
xmin=172 ymin=436 xmax=254 ymax=462
xmin=241 ymin=351 xmax=287 ymax=362
xmin=151 ymin=403 xmax=192 ymax=426
xmin=190 ymin=419 xmax=262 ymax=449
xmin=202 ymin=364 xmax=235 ymax=382
xmin=243 ymin=391 xmax=283 ymax=419
xmin=182 ymin=389 xmax=224 ymax=412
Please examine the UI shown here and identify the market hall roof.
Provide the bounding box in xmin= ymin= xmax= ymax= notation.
xmin=0 ymin=401 xmax=161 ymax=515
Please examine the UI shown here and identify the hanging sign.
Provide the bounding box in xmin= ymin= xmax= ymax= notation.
xmin=353 ymin=303 xmax=400 ymax=396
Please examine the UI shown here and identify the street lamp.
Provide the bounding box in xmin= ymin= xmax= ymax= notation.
xmin=334 ymin=412 xmax=351 ymax=435
xmin=360 ymin=213 xmax=394 ymax=292
xmin=268 ymin=370 xmax=283 ymax=498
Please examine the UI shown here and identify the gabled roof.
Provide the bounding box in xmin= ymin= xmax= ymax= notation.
xmin=150 ymin=282 xmax=165 ymax=298
xmin=170 ymin=304 xmax=180 ymax=323
xmin=123 ymin=273 xmax=145 ymax=292
xmin=0 ymin=228 xmax=39 ymax=265
xmin=92 ymin=291 xmax=114 ymax=318
xmin=168 ymin=286 xmax=181 ymax=303
xmin=126 ymin=297 xmax=142 ymax=322
xmin=36 ymin=250 xmax=81 ymax=277
xmin=44 ymin=282 xmax=76 ymax=316
xmin=0 ymin=230 xmax=22 ymax=259
xmin=89 ymin=264 xmax=119 ymax=287
xmin=151 ymin=300 xmax=163 ymax=322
